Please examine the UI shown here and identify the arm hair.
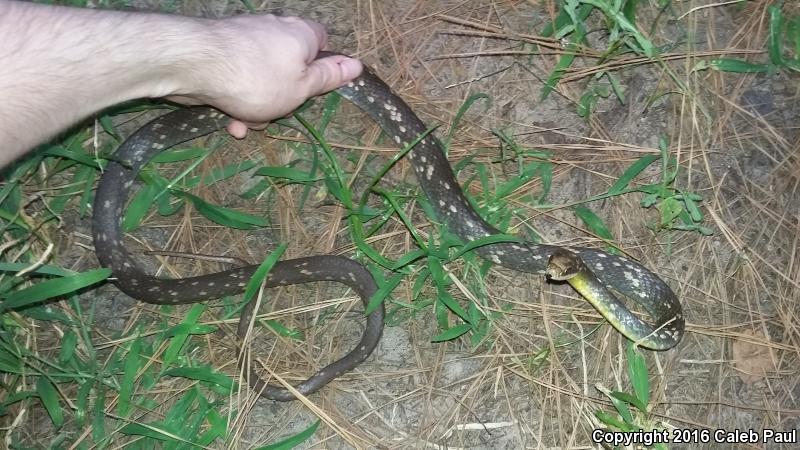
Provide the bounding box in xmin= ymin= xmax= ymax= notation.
xmin=0 ymin=1 xmax=223 ymax=167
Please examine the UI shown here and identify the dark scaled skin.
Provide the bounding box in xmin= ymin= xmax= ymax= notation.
xmin=333 ymin=53 xmax=684 ymax=350
xmin=93 ymin=102 xmax=384 ymax=402
xmin=545 ymin=249 xmax=682 ymax=349
xmin=93 ymin=52 xmax=684 ymax=402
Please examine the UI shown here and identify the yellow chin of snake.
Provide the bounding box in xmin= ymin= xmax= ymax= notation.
xmin=545 ymin=249 xmax=678 ymax=350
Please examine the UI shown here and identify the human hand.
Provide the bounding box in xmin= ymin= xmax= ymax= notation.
xmin=0 ymin=5 xmax=362 ymax=166
xmin=165 ymin=14 xmax=362 ymax=139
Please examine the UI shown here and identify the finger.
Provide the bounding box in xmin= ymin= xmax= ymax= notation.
xmin=303 ymin=19 xmax=327 ymax=49
xmin=226 ymin=120 xmax=249 ymax=139
xmin=279 ymin=16 xmax=327 ymax=62
xmin=303 ymin=54 xmax=363 ymax=97
xmin=166 ymin=94 xmax=203 ymax=106
xmin=227 ymin=119 xmax=271 ymax=138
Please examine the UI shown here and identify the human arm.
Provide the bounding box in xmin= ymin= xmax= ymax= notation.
xmin=0 ymin=1 xmax=362 ymax=168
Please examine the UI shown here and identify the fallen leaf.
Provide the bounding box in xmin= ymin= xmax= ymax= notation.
xmin=732 ymin=329 xmax=777 ymax=384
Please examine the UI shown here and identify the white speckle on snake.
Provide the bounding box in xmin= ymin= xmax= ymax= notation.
xmin=92 ymin=51 xmax=683 ymax=403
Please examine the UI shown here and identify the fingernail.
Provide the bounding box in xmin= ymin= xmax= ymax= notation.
xmin=339 ymin=57 xmax=363 ymax=81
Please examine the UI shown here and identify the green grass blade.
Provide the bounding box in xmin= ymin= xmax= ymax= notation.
xmin=696 ymin=58 xmax=772 ymax=73
xmin=42 ymin=143 xmax=101 ymax=169
xmin=610 ymin=390 xmax=647 ymax=415
xmin=608 ymin=154 xmax=660 ymax=195
xmin=0 ymin=263 xmax=73 ymax=277
xmin=176 ymin=191 xmax=268 ymax=230
xmin=150 ymin=146 xmax=207 ymax=163
xmin=163 ymin=366 xmax=236 ymax=390
xmin=594 ymin=409 xmax=634 ymax=431
xmin=431 ymin=323 xmax=472 ymax=342
xmin=199 ymin=410 xmax=228 ymax=446
xmin=58 ymin=330 xmax=78 ymax=364
xmin=0 ymin=346 xmax=23 ymax=373
xmin=626 ymin=343 xmax=650 ymax=407
xmin=122 ymin=183 xmax=158 ymax=232
xmin=257 ymin=419 xmax=320 ymax=450
xmin=1 ymin=268 xmax=112 ymax=311
xmin=195 ymin=160 xmax=257 ymax=186
xmin=75 ymin=380 xmax=93 ymax=426
xmin=768 ymin=4 xmax=785 ymax=66
xmin=36 ymin=376 xmax=64 ymax=428
xmin=572 ymin=206 xmax=618 ymax=254
xmin=243 ymin=243 xmax=287 ymax=303
xmin=365 ymin=271 xmax=403 ymax=315
xmin=118 ymin=338 xmax=142 ymax=417
xmin=119 ymin=423 xmax=181 ymax=443
xmin=162 ymin=304 xmax=207 ymax=370
xmin=541 ymin=38 xmax=582 ymax=101
xmin=261 ymin=319 xmax=303 ymax=340
xmin=164 ymin=323 xmax=217 ymax=338
xmin=254 ymin=166 xmax=320 ymax=183
xmin=445 ymin=93 xmax=490 ymax=147
xmin=541 ymin=3 xmax=594 ymax=37
xmin=91 ymin=386 xmax=106 ymax=443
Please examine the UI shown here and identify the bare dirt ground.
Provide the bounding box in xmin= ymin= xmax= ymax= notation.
xmin=10 ymin=0 xmax=800 ymax=449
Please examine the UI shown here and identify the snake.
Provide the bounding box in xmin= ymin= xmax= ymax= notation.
xmin=93 ymin=51 xmax=684 ymax=401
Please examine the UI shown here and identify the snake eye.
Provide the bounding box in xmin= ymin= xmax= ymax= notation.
xmin=546 ymin=249 xmax=583 ymax=280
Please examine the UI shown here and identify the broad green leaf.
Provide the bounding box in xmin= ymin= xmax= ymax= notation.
xmin=681 ymin=193 xmax=704 ymax=222
xmin=240 ymin=178 xmax=271 ymax=199
xmin=657 ymin=197 xmax=683 ymax=226
xmin=75 ymin=381 xmax=93 ymax=426
xmin=200 ymin=410 xmax=229 ymax=446
xmin=622 ymin=0 xmax=638 ymax=24
xmin=92 ymin=386 xmax=106 ymax=443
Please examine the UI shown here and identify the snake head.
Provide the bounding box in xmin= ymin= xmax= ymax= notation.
xmin=545 ymin=249 xmax=585 ymax=281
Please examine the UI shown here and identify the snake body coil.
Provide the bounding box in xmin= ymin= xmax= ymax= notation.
xmin=93 ymin=52 xmax=683 ymax=401
xmin=334 ymin=59 xmax=684 ymax=350
xmin=93 ymin=105 xmax=384 ymax=402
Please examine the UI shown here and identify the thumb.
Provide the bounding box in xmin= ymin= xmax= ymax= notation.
xmin=303 ymin=54 xmax=363 ymax=97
